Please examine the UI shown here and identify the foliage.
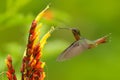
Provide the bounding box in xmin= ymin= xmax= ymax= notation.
xmin=0 ymin=0 xmax=120 ymax=80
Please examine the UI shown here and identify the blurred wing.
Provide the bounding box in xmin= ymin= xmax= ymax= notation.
xmin=57 ymin=39 xmax=89 ymax=61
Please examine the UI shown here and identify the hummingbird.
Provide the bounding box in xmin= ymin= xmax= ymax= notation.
xmin=56 ymin=28 xmax=110 ymax=61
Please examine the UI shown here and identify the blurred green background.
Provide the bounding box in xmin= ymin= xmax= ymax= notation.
xmin=0 ymin=0 xmax=120 ymax=80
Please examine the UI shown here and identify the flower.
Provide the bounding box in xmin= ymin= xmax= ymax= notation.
xmin=6 ymin=55 xmax=17 ymax=80
xmin=5 ymin=5 xmax=54 ymax=80
xmin=20 ymin=5 xmax=54 ymax=80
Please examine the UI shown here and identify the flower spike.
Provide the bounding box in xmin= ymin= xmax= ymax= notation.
xmin=21 ymin=5 xmax=52 ymax=80
xmin=6 ymin=55 xmax=17 ymax=80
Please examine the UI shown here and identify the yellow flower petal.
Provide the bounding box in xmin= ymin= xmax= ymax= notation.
xmin=35 ymin=5 xmax=49 ymax=23
xmin=41 ymin=62 xmax=45 ymax=68
xmin=33 ymin=23 xmax=43 ymax=44
xmin=40 ymin=27 xmax=55 ymax=49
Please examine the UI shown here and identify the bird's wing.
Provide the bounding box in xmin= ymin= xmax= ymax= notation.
xmin=57 ymin=39 xmax=89 ymax=61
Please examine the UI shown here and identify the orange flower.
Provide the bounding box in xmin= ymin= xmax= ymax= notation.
xmin=6 ymin=55 xmax=17 ymax=80
xmin=21 ymin=5 xmax=54 ymax=80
